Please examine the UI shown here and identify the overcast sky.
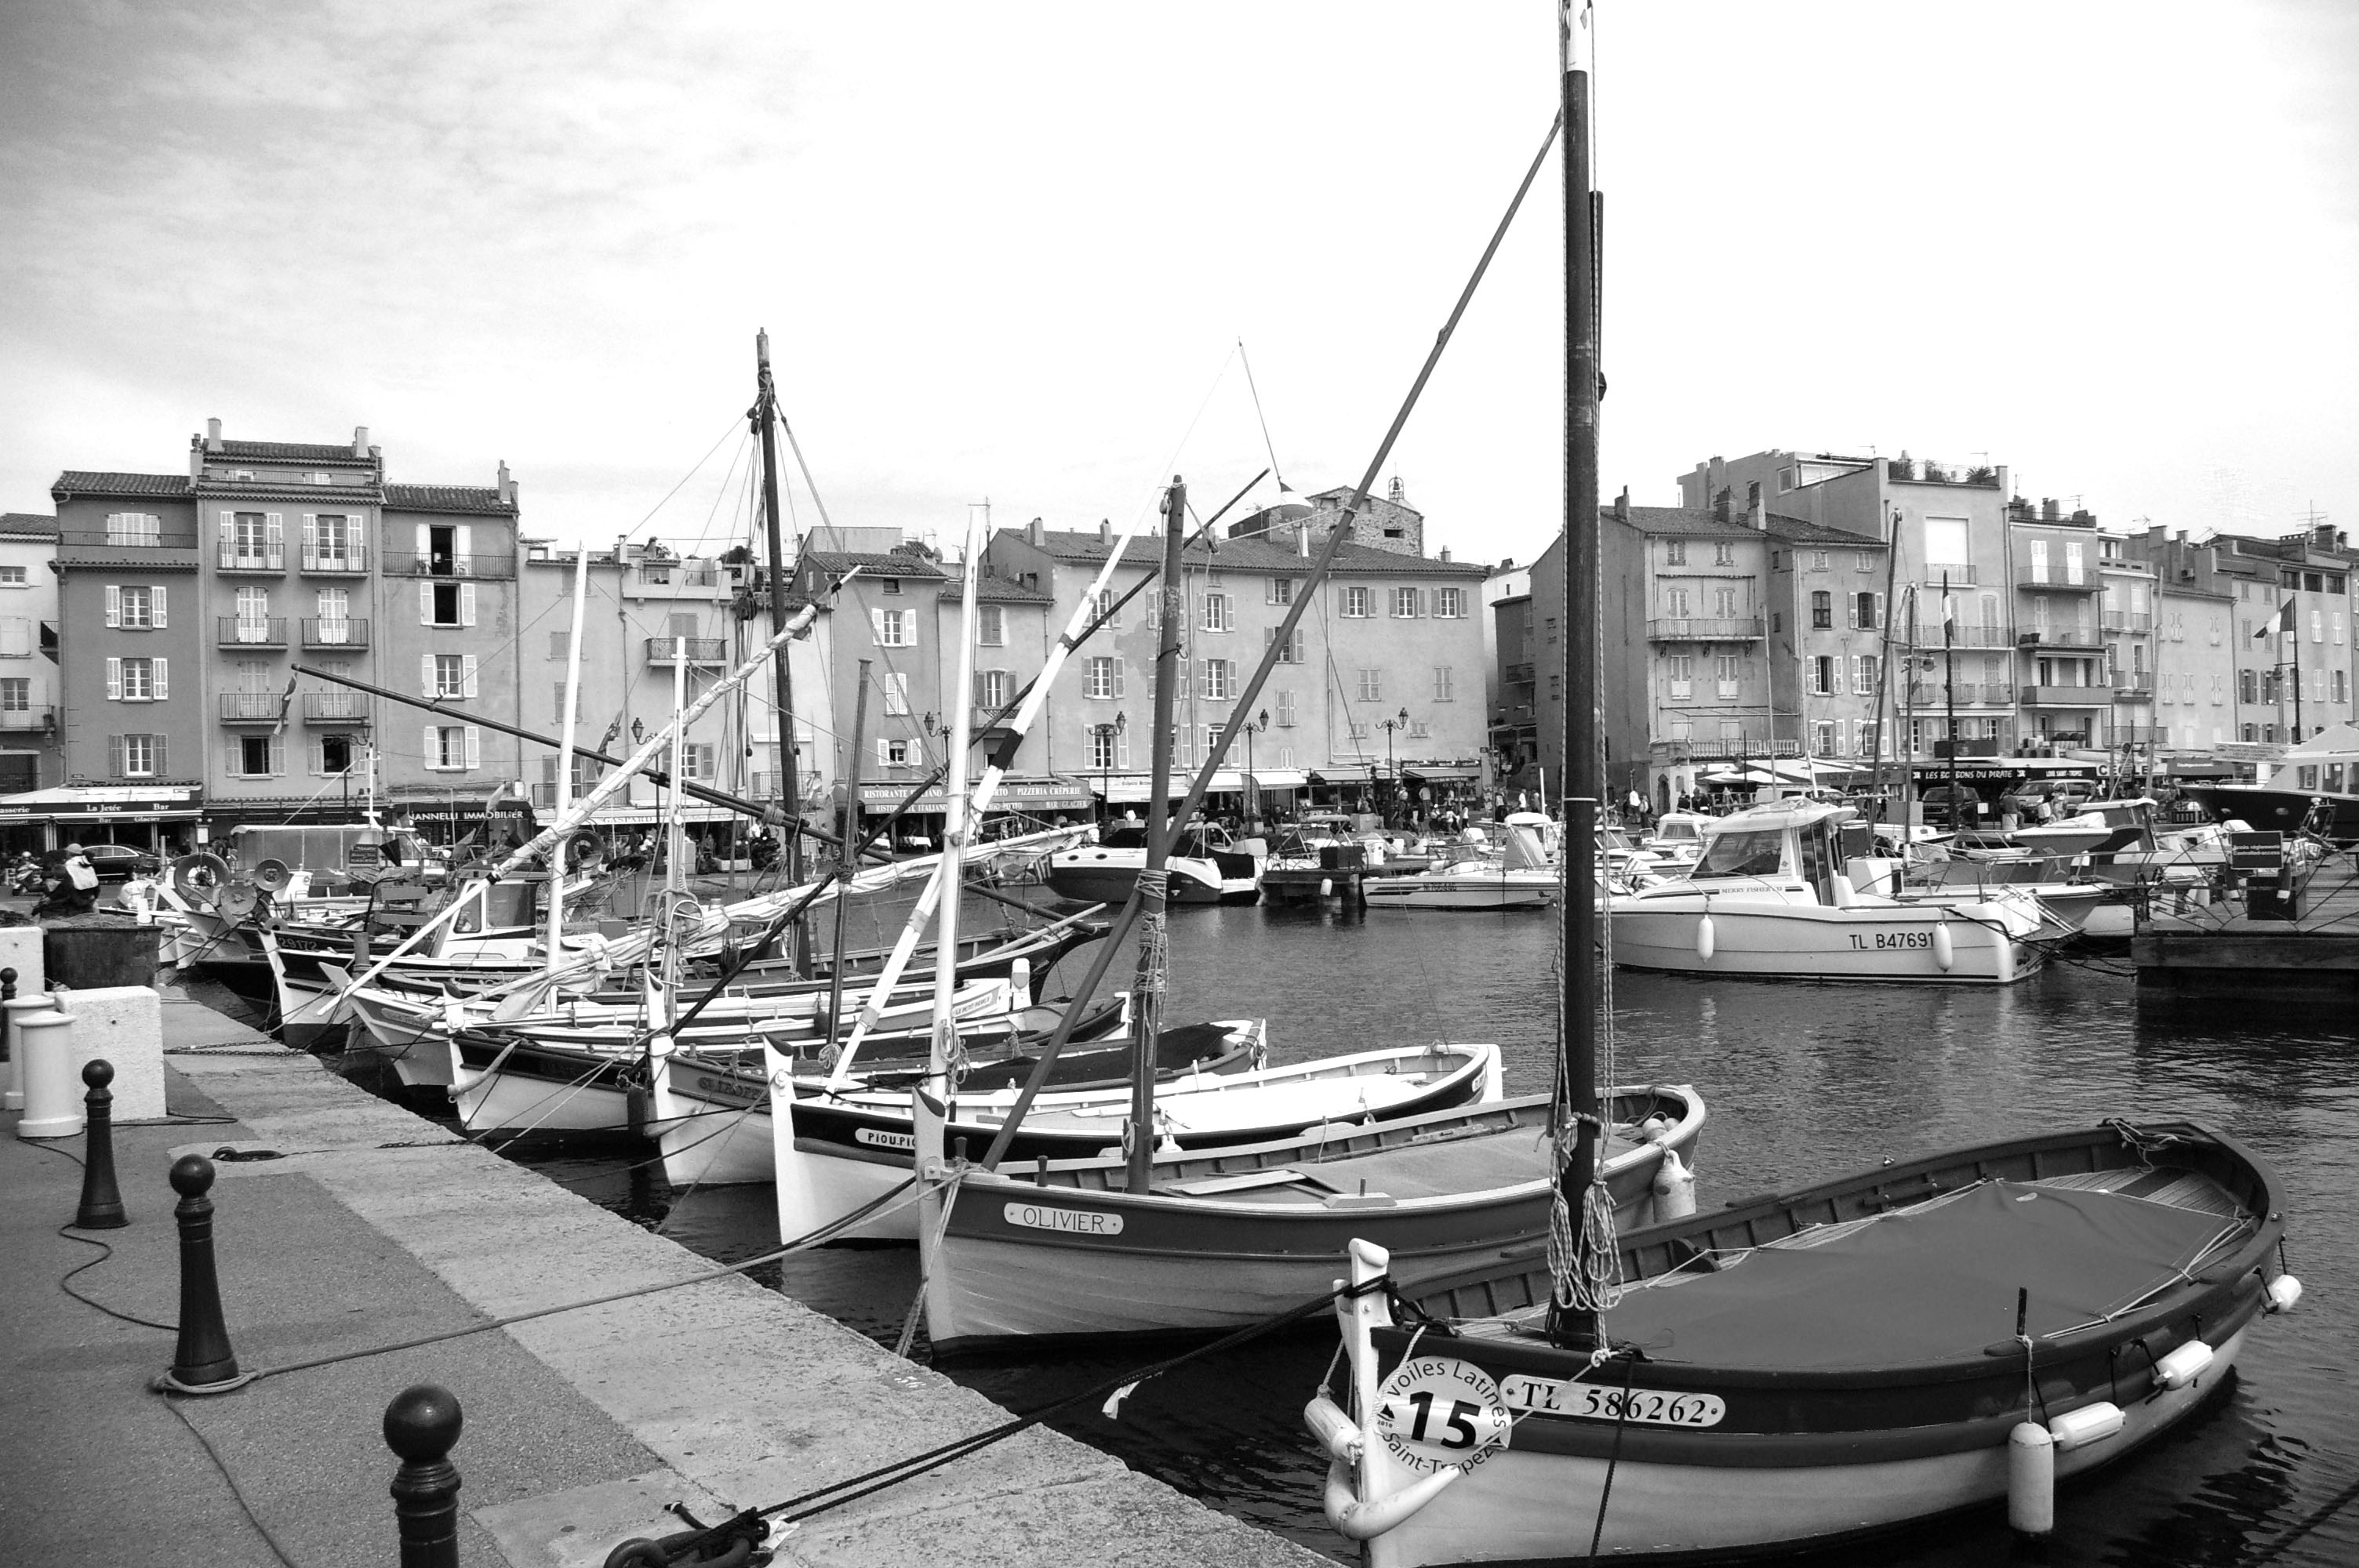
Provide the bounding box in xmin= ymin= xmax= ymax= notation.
xmin=3 ymin=2 xmax=2354 ymax=568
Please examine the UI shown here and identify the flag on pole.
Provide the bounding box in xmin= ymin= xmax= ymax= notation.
xmin=2254 ymin=599 xmax=2295 ymax=640
xmin=271 ymin=673 xmax=296 ymax=736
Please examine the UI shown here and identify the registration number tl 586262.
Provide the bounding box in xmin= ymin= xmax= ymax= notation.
xmin=1499 ymin=1374 xmax=1725 ymax=1428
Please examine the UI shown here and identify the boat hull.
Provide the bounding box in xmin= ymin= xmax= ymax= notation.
xmin=1608 ymin=898 xmax=2038 ymax=983
xmin=1363 ymin=871 xmax=1557 ymax=912
xmin=1045 ymin=851 xmax=1250 ymax=905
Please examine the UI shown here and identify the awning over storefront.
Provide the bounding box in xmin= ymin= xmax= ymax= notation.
xmin=1402 ymin=764 xmax=1482 ymax=782
xmin=1093 ymin=771 xmax=1246 ymax=803
xmin=1308 ymin=766 xmax=1373 ymax=786
xmin=0 ymin=786 xmax=204 ymax=822
xmin=587 ymin=805 xmax=744 ymax=827
xmin=860 ymin=775 xmax=1095 ymax=815
xmin=1252 ymin=768 xmax=1309 ymax=790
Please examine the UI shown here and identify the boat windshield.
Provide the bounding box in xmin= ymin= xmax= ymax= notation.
xmin=1695 ymin=828 xmax=1786 ymax=879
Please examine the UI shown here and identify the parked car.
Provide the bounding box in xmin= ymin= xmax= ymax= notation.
xmin=1999 ymin=778 xmax=2099 ymax=822
xmin=77 ymin=843 xmax=164 ymax=883
xmin=1917 ymin=783 xmax=1989 ymax=829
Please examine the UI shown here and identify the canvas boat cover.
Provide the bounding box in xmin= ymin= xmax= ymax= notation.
xmin=1608 ymin=1180 xmax=2245 ymax=1371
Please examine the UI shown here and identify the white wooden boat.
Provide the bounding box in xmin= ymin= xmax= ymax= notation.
xmin=918 ymin=1083 xmax=1702 ymax=1353
xmin=771 ymin=1039 xmax=1507 ymax=1243
xmin=1047 ymin=822 xmax=1261 ymax=904
xmin=1608 ymin=800 xmax=2057 ymax=983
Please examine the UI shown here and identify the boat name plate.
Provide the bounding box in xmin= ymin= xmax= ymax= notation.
xmin=1001 ymin=1201 xmax=1124 ymax=1236
xmin=855 ymin=1127 xmax=918 ymax=1152
xmin=1375 ymin=1356 xmax=1513 ymax=1473
xmin=1500 ymin=1373 xmax=1725 ymax=1428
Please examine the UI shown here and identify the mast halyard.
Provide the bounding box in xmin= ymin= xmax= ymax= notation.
xmin=1125 ymin=478 xmax=1189 ymax=1195
xmin=1550 ymin=0 xmax=1607 ymax=1350
xmin=752 ymin=330 xmax=809 ymax=974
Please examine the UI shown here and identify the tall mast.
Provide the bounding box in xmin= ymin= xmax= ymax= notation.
xmin=1944 ymin=572 xmax=1958 ymax=814
xmin=1553 ymin=1 xmax=1604 ymax=1348
xmin=753 ymin=330 xmax=808 ymax=973
xmin=1125 ymin=478 xmax=1188 ymax=1194
xmin=543 ymin=542 xmax=592 ymax=971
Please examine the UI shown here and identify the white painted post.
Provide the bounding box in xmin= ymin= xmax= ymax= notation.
xmin=15 ymin=1008 xmax=82 ymax=1139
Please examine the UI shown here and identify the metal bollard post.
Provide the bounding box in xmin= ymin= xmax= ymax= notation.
xmin=1 ymin=966 xmax=16 ymax=1112
xmin=384 ymin=1385 xmax=464 ymax=1568
xmin=75 ymin=1059 xmax=127 ymax=1229
xmin=163 ymin=1154 xmax=245 ymax=1392
xmin=14 ymin=1007 xmax=81 ymax=1139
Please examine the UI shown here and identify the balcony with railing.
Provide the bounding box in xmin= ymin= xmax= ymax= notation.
xmin=1646 ymin=616 xmax=1765 ymax=642
xmin=57 ymin=526 xmax=201 ymax=562
xmin=220 ymin=692 xmax=284 ymax=723
xmin=300 ymin=544 xmax=369 ymax=575
xmin=1651 ymin=735 xmax=1803 ymax=760
xmin=1504 ymin=662 xmax=1535 ymax=684
xmin=2101 ymin=611 xmax=2154 ymax=632
xmin=2016 ymin=625 xmax=2102 ymax=649
xmin=2017 ymin=571 xmax=2103 ymax=593
xmin=218 ymin=615 xmax=287 ymax=647
xmin=0 ymin=705 xmax=56 ymax=731
xmin=381 ymin=550 xmax=518 ymax=580
xmin=626 ymin=562 xmax=725 ymax=600
xmin=1906 ymin=681 xmax=2015 ymax=706
xmin=218 ymin=546 xmax=285 ymax=573
xmin=1906 ymin=624 xmax=2016 ymax=649
xmin=300 ymin=617 xmax=369 ymax=649
xmin=303 ymin=691 xmax=371 ymax=725
xmin=645 ymin=637 xmax=729 ymax=666
xmin=2022 ymin=684 xmax=2111 ymax=707
xmin=2110 ymin=670 xmax=2154 ymax=701
xmin=1920 ymin=564 xmax=1977 ymax=586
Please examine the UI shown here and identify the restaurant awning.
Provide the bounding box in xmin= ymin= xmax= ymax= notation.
xmin=863 ymin=775 xmax=1096 ymax=814
xmin=0 ymin=785 xmax=205 ymax=822
xmin=1403 ymin=764 xmax=1482 ymax=782
xmin=1252 ymin=768 xmax=1309 ymax=789
xmin=1095 ymin=771 xmax=1247 ymax=803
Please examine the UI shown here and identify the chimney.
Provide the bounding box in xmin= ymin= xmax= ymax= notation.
xmin=352 ymin=425 xmax=369 ymax=457
xmin=2041 ymin=498 xmax=2060 ymax=521
xmin=1750 ymin=494 xmax=1767 ymax=532
xmin=1298 ymin=527 xmax=1310 ymax=559
xmin=1614 ymin=488 xmax=1630 ymax=524
xmin=2315 ymin=523 xmax=2336 ymax=550
xmin=1712 ymin=487 xmax=1731 ymax=525
xmin=205 ymin=417 xmax=224 ymax=453
xmin=1098 ymin=518 xmax=1112 ymax=547
xmin=1995 ymin=465 xmax=2010 ymax=497
xmin=496 ymin=459 xmax=516 ymax=505
xmin=1439 ymin=547 xmax=1452 ymax=563
xmin=1026 ymin=517 xmax=1044 ymax=547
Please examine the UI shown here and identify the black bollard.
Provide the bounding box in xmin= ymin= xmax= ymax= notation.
xmin=165 ymin=1154 xmax=242 ymax=1391
xmin=384 ymin=1385 xmax=463 ymax=1568
xmin=2 ymin=965 xmax=15 ymax=1068
xmin=75 ymin=1058 xmax=128 ymax=1229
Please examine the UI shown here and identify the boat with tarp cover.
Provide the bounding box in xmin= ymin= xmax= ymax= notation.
xmin=1320 ymin=1120 xmax=2299 ymax=1563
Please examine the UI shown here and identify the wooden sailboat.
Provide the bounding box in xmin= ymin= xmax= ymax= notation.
xmin=1313 ymin=14 xmax=2303 ymax=1560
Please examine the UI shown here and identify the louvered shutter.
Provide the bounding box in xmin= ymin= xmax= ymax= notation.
xmin=302 ymin=514 xmax=316 ymax=560
xmin=421 ymin=655 xmax=436 ymax=695
xmin=460 ymin=583 xmax=477 ymax=627
xmin=416 ymin=523 xmax=430 ymax=558
xmin=463 ymin=727 xmax=480 ymax=769
xmin=875 ymin=738 xmax=890 ymax=767
xmin=152 ymin=586 xmax=167 ymax=628
xmin=265 ymin=513 xmax=285 ymax=566
xmin=461 ymin=655 xmax=479 ymax=699
xmin=423 ymin=724 xmax=439 ymax=770
xmin=108 ymin=735 xmax=124 ymax=779
xmin=1117 ymin=734 xmax=1130 ymax=768
xmin=1113 ymin=656 xmax=1125 ymax=698
xmin=219 ymin=510 xmax=234 ymax=558
xmin=105 ymin=586 xmax=120 ymax=626
xmin=1874 ymin=593 xmax=1886 ymax=631
xmin=419 ymin=583 xmax=433 ymax=625
xmin=308 ymin=739 xmax=323 ymax=775
xmin=871 ymin=608 xmax=885 ymax=642
xmin=903 ymin=608 xmax=918 ymax=649
xmin=154 ymin=659 xmax=169 ymax=699
xmin=154 ymin=735 xmax=167 ymax=774
xmin=456 ymin=525 xmax=473 ymax=574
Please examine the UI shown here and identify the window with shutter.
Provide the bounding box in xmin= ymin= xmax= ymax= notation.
xmin=461 ymin=655 xmax=479 ymax=699
xmin=460 ymin=583 xmax=478 ymax=627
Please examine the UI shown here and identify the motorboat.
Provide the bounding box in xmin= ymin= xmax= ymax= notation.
xmin=1607 ymin=800 xmax=2059 ymax=983
xmin=2182 ymin=721 xmax=2359 ymax=843
xmin=1364 ymin=822 xmax=1559 ymax=911
xmin=1047 ymin=821 xmax=1261 ymax=904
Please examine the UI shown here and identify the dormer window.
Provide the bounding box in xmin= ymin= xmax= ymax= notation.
xmin=308 ymin=471 xmax=333 ymax=485
xmin=232 ymin=470 xmax=254 ymax=481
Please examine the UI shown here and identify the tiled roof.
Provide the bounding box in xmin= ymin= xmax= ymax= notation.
xmin=382 ymin=484 xmax=516 ymax=516
xmin=0 ymin=512 xmax=60 ymax=537
xmin=805 ymin=549 xmax=947 ymax=580
xmin=1612 ymin=505 xmax=1770 ymax=539
xmin=944 ymin=572 xmax=1056 ymax=604
xmin=50 ymin=471 xmax=191 ymax=501
xmin=1007 ymin=527 xmax=1487 ymax=577
xmin=212 ymin=439 xmax=373 ymax=465
xmin=1762 ymin=512 xmax=1885 ymax=548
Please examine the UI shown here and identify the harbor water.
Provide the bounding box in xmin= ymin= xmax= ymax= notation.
xmin=389 ymin=887 xmax=2357 ymax=1566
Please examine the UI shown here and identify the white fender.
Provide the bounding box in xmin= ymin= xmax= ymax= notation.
xmin=1695 ymin=910 xmax=1716 ymax=962
xmin=1324 ymin=1455 xmax=1462 ymax=1542
xmin=1650 ymin=1147 xmax=1697 ymax=1221
xmin=2155 ymin=1339 xmax=2214 ymax=1389
xmin=1303 ymin=1395 xmax=1362 ymax=1463
xmin=2266 ymin=1274 xmax=2303 ymax=1314
xmin=2007 ymin=1420 xmax=2055 ymax=1540
xmin=1009 ymin=957 xmax=1033 ymax=1010
xmin=1932 ymin=920 xmax=1954 ymax=972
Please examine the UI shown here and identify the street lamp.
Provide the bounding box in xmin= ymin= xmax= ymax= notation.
xmin=1379 ymin=706 xmax=1411 ymax=822
xmin=1093 ymin=711 xmax=1127 ymax=824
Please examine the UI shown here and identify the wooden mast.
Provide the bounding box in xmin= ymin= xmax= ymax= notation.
xmin=1125 ymin=477 xmax=1188 ymax=1194
xmin=1554 ymin=0 xmax=1604 ymax=1348
xmin=752 ymin=330 xmax=809 ymax=973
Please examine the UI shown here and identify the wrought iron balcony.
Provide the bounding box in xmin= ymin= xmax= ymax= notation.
xmin=381 ymin=550 xmax=517 ymax=580
xmin=300 ymin=545 xmax=369 ymax=575
xmin=2101 ymin=611 xmax=2154 ymax=632
xmin=302 ymin=692 xmax=371 ymax=725
xmin=2017 ymin=571 xmax=2103 ymax=592
xmin=2016 ymin=626 xmax=2101 ymax=649
xmin=217 ymin=615 xmax=287 ymax=647
xmin=219 ymin=692 xmax=284 ymax=723
xmin=645 ymin=637 xmax=729 ymax=666
xmin=0 ymin=705 xmax=56 ymax=731
xmin=217 ymin=547 xmax=285 ymax=573
xmin=300 ymin=617 xmax=369 ymax=649
xmin=1646 ymin=617 xmax=1765 ymax=641
xmin=2021 ymin=684 xmax=2110 ymax=707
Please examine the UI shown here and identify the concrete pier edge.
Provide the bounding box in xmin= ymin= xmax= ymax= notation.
xmin=148 ymin=988 xmax=1334 ymax=1567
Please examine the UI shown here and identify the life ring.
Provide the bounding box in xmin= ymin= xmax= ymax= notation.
xmin=562 ymin=830 xmax=605 ymax=870
xmin=250 ymin=857 xmax=293 ymax=894
xmin=171 ymin=852 xmax=232 ymax=908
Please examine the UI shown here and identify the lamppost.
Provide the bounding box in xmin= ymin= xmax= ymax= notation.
xmin=1093 ymin=711 xmax=1126 ymax=825
xmin=1243 ymin=709 xmax=1269 ymax=829
xmin=1379 ymin=706 xmax=1411 ymax=822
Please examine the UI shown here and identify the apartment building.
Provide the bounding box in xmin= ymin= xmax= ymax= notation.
xmin=0 ymin=514 xmax=61 ymax=829
xmin=45 ymin=422 xmax=525 ymax=847
xmin=1764 ymin=514 xmax=1891 ymax=768
xmin=986 ymin=514 xmax=1488 ymax=815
